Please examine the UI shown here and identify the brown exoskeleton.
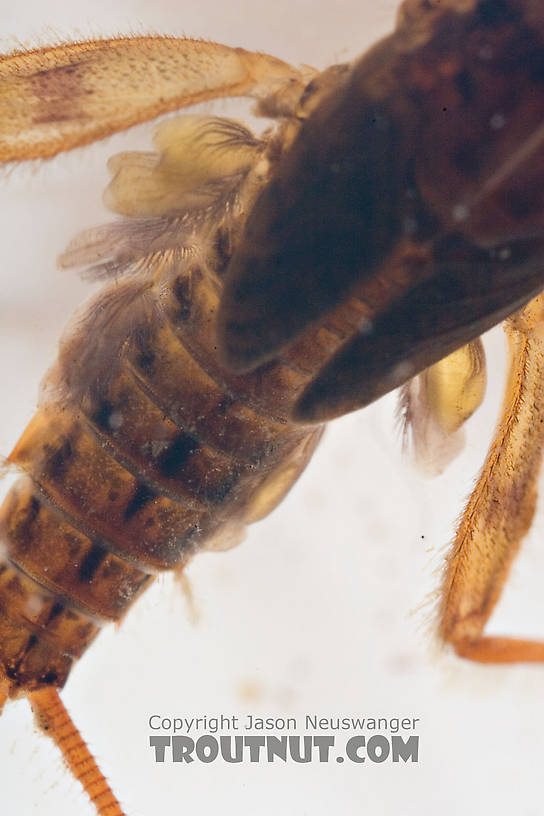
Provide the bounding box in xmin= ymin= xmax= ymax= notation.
xmin=2 ymin=0 xmax=544 ymax=813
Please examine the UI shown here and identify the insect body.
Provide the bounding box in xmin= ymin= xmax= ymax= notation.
xmin=0 ymin=112 xmax=332 ymax=813
xmin=2 ymin=0 xmax=544 ymax=813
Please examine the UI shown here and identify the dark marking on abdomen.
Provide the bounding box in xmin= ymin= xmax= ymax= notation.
xmin=124 ymin=483 xmax=156 ymax=521
xmin=92 ymin=400 xmax=116 ymax=431
xmin=46 ymin=600 xmax=65 ymax=624
xmin=156 ymin=432 xmax=199 ymax=478
xmin=78 ymin=543 xmax=107 ymax=583
xmin=43 ymin=438 xmax=73 ymax=482
xmin=11 ymin=495 xmax=41 ymax=549
xmin=23 ymin=633 xmax=39 ymax=655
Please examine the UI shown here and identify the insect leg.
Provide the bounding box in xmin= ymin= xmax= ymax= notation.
xmin=0 ymin=38 xmax=307 ymax=162
xmin=439 ymin=294 xmax=544 ymax=662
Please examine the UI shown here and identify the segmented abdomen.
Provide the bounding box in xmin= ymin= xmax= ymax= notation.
xmin=0 ymin=252 xmax=326 ymax=694
xmin=0 ymin=91 xmax=382 ymax=694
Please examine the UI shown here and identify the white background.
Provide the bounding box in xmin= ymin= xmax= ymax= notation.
xmin=1 ymin=1 xmax=544 ymax=815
